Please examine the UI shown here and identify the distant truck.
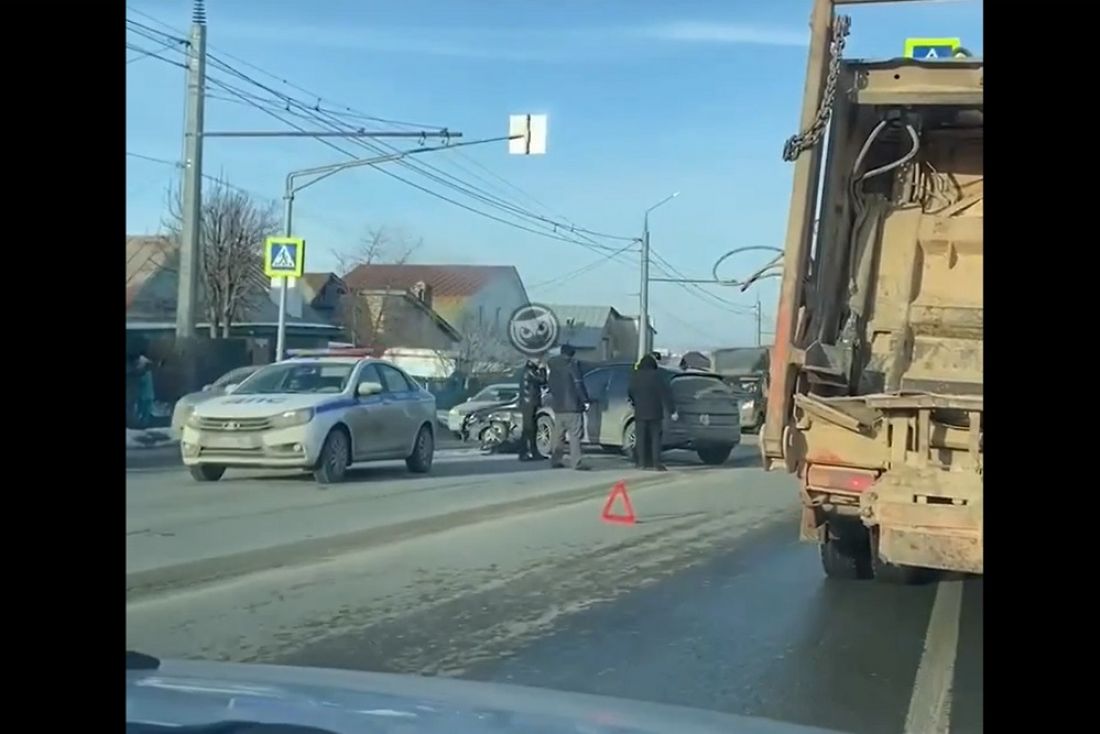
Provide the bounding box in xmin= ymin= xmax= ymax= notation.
xmin=761 ymin=0 xmax=983 ymax=582
xmin=710 ymin=347 xmax=769 ymax=433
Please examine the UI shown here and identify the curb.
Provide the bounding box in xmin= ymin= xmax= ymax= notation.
xmin=126 ymin=471 xmax=678 ymax=603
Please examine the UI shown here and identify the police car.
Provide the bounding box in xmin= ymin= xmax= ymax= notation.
xmin=180 ymin=350 xmax=437 ymax=485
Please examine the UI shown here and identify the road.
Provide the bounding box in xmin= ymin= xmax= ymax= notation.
xmin=126 ymin=438 xmax=982 ymax=734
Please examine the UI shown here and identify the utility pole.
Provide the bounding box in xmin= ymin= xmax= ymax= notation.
xmin=174 ymin=0 xmax=207 ymax=338
xmin=638 ymin=192 xmax=679 ymax=361
xmin=639 ymin=220 xmax=650 ymax=359
xmin=755 ymin=297 xmax=763 ymax=347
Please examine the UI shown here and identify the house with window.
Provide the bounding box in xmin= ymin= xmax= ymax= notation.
xmin=342 ymin=263 xmax=528 ymax=355
xmin=126 ymin=236 xmax=346 ymax=348
xmin=544 ymin=304 xmax=650 ymax=362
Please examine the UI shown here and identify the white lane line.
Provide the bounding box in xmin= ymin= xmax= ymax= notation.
xmin=904 ymin=580 xmax=965 ymax=734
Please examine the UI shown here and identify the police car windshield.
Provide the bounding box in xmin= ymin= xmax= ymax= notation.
xmin=234 ymin=362 xmax=354 ymax=395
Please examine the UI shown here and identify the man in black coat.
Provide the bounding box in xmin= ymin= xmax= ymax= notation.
xmin=545 ymin=344 xmax=591 ymax=470
xmin=517 ymin=358 xmax=547 ymax=461
xmin=628 ymin=354 xmax=678 ymax=470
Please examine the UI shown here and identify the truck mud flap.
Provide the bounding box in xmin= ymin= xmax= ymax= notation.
xmin=860 ymin=468 xmax=982 ymax=574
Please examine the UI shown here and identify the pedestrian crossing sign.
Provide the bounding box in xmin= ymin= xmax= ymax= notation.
xmin=264 ymin=236 xmax=306 ymax=278
xmin=903 ymin=37 xmax=962 ymax=60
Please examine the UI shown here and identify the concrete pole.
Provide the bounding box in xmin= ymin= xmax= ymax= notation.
xmin=275 ymin=193 xmax=294 ymax=361
xmin=174 ymin=1 xmax=207 ymax=338
xmin=638 ymin=216 xmax=651 ymax=361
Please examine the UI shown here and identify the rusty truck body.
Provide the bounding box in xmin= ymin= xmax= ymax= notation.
xmin=762 ymin=0 xmax=982 ymax=581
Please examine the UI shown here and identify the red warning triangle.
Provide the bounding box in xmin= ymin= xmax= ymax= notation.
xmin=601 ymin=480 xmax=636 ymax=525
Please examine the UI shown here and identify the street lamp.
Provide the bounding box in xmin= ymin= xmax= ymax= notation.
xmin=638 ymin=191 xmax=680 ymax=360
xmin=272 ymin=116 xmax=548 ymax=361
xmin=274 ymin=147 xmax=445 ymax=361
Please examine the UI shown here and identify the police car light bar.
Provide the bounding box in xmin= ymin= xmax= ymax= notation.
xmin=285 ymin=348 xmax=376 ymax=359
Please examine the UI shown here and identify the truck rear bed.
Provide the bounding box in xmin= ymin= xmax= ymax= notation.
xmin=762 ymin=43 xmax=983 ymax=578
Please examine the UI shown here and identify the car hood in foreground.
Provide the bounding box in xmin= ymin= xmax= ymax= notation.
xmin=127 ymin=658 xmax=846 ymax=734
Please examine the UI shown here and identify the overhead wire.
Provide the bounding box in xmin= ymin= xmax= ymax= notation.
xmin=201 ymin=53 xmax=632 ymax=255
xmin=203 ymin=75 xmax=627 ymax=256
xmin=124 ymin=22 xmax=756 ymax=326
xmin=649 ymin=249 xmax=757 ymax=316
xmin=126 ymin=8 xmax=692 ymax=307
xmin=125 ymin=43 xmax=186 ymax=69
xmin=126 ymin=9 xmax=638 ymax=255
xmin=527 ymin=241 xmax=639 ymax=291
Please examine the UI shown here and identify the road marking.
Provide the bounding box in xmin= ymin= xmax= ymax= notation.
xmin=904 ymin=580 xmax=964 ymax=734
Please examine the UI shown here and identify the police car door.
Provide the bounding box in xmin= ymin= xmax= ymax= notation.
xmin=347 ymin=363 xmax=389 ymax=460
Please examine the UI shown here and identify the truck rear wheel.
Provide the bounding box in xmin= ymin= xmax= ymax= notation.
xmin=820 ymin=521 xmax=872 ymax=580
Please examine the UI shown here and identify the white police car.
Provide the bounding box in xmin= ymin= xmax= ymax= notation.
xmin=180 ymin=351 xmax=436 ymax=485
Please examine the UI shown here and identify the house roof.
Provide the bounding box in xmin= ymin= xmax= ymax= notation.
xmin=298 ymin=272 xmax=348 ymax=307
xmin=300 ymin=272 xmax=342 ymax=294
xmin=342 ymin=264 xmax=521 ymax=298
xmin=125 ymin=235 xmax=339 ymax=329
xmin=358 ymin=288 xmax=463 ymax=343
xmin=126 ymin=235 xmax=175 ymax=308
xmin=547 ymin=305 xmax=620 ymax=327
xmin=545 ymin=305 xmax=624 ymax=350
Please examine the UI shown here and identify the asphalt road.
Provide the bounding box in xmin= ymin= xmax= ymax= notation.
xmin=126 ymin=439 xmax=982 ymax=734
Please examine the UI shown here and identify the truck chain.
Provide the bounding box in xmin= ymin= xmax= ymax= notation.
xmin=782 ymin=15 xmax=852 ymax=162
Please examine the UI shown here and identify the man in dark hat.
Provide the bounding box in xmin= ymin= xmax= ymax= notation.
xmin=545 ymin=344 xmax=591 ymax=470
xmin=517 ymin=357 xmax=547 ymax=461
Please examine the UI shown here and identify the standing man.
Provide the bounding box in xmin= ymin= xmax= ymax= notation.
xmin=628 ymin=354 xmax=677 ymax=471
xmin=546 ymin=344 xmax=591 ymax=471
xmin=518 ymin=357 xmax=547 ymax=461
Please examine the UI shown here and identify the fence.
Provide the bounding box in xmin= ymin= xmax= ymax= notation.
xmin=126 ymin=334 xmax=264 ymax=428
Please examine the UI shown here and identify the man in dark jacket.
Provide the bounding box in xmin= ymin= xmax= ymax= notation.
xmin=545 ymin=344 xmax=590 ymax=470
xmin=628 ymin=354 xmax=677 ymax=470
xmin=517 ymin=358 xmax=547 ymax=461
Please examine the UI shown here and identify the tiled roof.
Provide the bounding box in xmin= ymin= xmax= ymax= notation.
xmin=342 ymin=264 xmax=520 ymax=298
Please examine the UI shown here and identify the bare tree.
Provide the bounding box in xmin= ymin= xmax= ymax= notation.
xmin=445 ymin=312 xmax=521 ymax=381
xmin=331 ymin=226 xmax=421 ymax=350
xmin=164 ymin=178 xmax=280 ymax=337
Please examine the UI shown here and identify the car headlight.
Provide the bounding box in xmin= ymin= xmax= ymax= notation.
xmin=270 ymin=407 xmax=314 ymax=428
xmin=741 ymin=400 xmax=755 ymax=410
xmin=185 ymin=410 xmax=203 ymax=429
xmin=177 ymin=404 xmax=196 ymax=426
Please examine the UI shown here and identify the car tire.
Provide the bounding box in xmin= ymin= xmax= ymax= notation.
xmin=406 ymin=424 xmax=435 ymax=473
xmin=189 ymin=464 xmax=226 ymax=482
xmin=621 ymin=420 xmax=636 ymax=460
xmin=821 ymin=522 xmax=872 ymax=580
xmin=313 ymin=427 xmax=350 ymax=485
xmin=697 ymin=444 xmax=733 ymax=465
xmin=536 ymin=414 xmax=555 ymax=457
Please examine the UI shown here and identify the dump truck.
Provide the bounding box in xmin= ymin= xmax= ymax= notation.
xmin=761 ymin=0 xmax=983 ymax=582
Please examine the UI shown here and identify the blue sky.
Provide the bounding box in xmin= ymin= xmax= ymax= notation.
xmin=126 ymin=0 xmax=983 ymax=350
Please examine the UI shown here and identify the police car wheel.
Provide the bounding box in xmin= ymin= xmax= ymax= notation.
xmin=314 ymin=428 xmax=350 ymax=485
xmin=189 ymin=464 xmax=225 ymax=482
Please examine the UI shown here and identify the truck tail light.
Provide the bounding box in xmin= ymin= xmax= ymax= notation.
xmin=806 ymin=465 xmax=878 ymax=493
